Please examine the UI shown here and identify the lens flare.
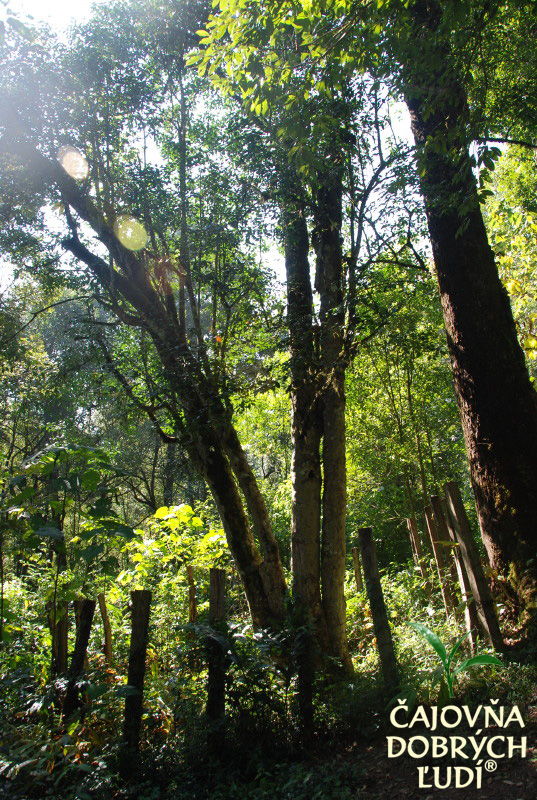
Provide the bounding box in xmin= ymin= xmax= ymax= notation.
xmin=57 ymin=146 xmax=89 ymax=180
xmin=113 ymin=215 xmax=148 ymax=251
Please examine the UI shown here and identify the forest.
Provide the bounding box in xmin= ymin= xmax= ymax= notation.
xmin=0 ymin=0 xmax=536 ymax=798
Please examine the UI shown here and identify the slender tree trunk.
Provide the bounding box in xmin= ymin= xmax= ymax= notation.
xmin=284 ymin=202 xmax=327 ymax=647
xmin=433 ymin=495 xmax=480 ymax=653
xmin=50 ymin=535 xmax=68 ymax=677
xmin=403 ymin=0 xmax=537 ymax=614
xmin=123 ymin=590 xmax=152 ymax=751
xmin=62 ymin=599 xmax=95 ymax=720
xmin=406 ymin=517 xmax=431 ymax=596
xmin=315 ymin=181 xmax=352 ymax=672
xmin=194 ymin=431 xmax=282 ymax=629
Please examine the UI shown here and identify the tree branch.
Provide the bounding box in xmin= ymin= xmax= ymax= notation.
xmin=0 ymin=295 xmax=93 ymax=347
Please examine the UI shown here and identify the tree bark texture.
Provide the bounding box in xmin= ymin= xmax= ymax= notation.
xmin=430 ymin=495 xmax=460 ymax=593
xmin=404 ymin=1 xmax=537 ymax=614
xmin=187 ymin=565 xmax=197 ymax=623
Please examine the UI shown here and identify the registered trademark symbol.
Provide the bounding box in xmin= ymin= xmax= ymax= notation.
xmin=485 ymin=760 xmax=497 ymax=772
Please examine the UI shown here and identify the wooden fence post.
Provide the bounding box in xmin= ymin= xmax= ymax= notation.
xmin=123 ymin=589 xmax=152 ymax=750
xmin=206 ymin=568 xmax=226 ymax=752
xmin=424 ymin=505 xmax=457 ymax=617
xmin=62 ymin=598 xmax=96 ymax=720
xmin=431 ymin=495 xmax=479 ymax=652
xmin=443 ymin=482 xmax=504 ymax=651
xmin=351 ymin=547 xmax=364 ymax=593
xmin=358 ymin=528 xmax=399 ymax=694
xmin=97 ymin=592 xmax=113 ymax=665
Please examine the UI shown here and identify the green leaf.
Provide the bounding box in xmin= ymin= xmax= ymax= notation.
xmin=81 ymin=468 xmax=100 ymax=491
xmin=109 ymin=523 xmax=135 ymax=540
xmin=86 ymin=683 xmax=108 ymax=700
xmin=453 ymin=654 xmax=503 ymax=678
xmin=115 ymin=685 xmax=140 ymax=698
xmin=80 ymin=543 xmax=105 ymax=563
xmin=408 ymin=622 xmax=447 ymax=667
xmin=446 ymin=629 xmax=474 ymax=670
xmin=154 ymin=506 xmax=170 ymax=519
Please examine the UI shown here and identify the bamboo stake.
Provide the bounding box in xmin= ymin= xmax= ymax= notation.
xmin=443 ymin=482 xmax=503 ymax=651
xmin=433 ymin=495 xmax=480 ymax=654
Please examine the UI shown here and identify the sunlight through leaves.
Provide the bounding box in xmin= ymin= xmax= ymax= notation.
xmin=113 ymin=215 xmax=148 ymax=250
xmin=57 ymin=145 xmax=89 ymax=179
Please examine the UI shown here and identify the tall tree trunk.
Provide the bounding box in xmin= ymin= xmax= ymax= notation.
xmin=284 ymin=202 xmax=328 ymax=648
xmin=283 ymin=202 xmax=328 ymax=740
xmin=314 ymin=181 xmax=352 ymax=672
xmin=403 ymin=0 xmax=537 ymax=614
